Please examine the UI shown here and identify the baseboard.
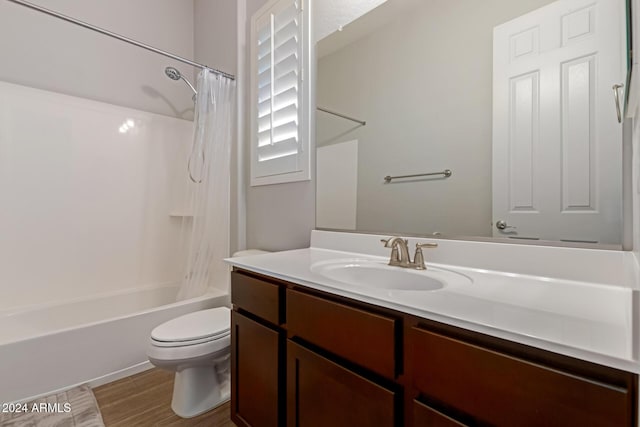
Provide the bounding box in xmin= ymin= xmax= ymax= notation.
xmin=11 ymin=361 xmax=154 ymax=404
xmin=88 ymin=361 xmax=154 ymax=388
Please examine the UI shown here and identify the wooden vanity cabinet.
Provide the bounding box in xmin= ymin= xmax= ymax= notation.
xmin=232 ymin=269 xmax=401 ymax=427
xmin=231 ymin=271 xmax=285 ymax=427
xmin=231 ymin=269 xmax=638 ymax=427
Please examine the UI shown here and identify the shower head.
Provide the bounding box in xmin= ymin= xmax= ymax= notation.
xmin=164 ymin=66 xmax=197 ymax=100
xmin=164 ymin=66 xmax=182 ymax=81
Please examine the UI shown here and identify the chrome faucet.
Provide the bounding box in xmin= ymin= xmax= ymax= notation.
xmin=381 ymin=237 xmax=438 ymax=270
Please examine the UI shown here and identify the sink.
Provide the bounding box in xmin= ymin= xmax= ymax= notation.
xmin=310 ymin=259 xmax=472 ymax=291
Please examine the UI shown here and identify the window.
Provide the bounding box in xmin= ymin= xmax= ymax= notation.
xmin=250 ymin=0 xmax=311 ymax=186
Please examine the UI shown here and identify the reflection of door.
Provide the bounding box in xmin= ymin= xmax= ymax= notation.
xmin=492 ymin=0 xmax=625 ymax=244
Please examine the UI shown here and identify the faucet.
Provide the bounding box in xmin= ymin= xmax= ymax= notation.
xmin=381 ymin=237 xmax=438 ymax=270
xmin=381 ymin=237 xmax=411 ymax=266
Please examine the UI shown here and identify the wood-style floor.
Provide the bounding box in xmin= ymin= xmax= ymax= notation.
xmin=93 ymin=368 xmax=235 ymax=426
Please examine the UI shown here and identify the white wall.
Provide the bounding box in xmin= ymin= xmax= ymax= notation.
xmin=317 ymin=0 xmax=555 ymax=237
xmin=195 ymin=0 xmax=237 ymax=77
xmin=243 ymin=0 xmax=316 ymax=251
xmin=0 ymin=0 xmax=195 ymax=119
xmin=0 ymin=82 xmax=192 ymax=310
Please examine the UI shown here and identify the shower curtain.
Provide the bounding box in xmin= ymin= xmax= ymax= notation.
xmin=177 ymin=69 xmax=235 ymax=300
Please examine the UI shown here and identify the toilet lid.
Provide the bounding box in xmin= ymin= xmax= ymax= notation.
xmin=151 ymin=307 xmax=230 ymax=343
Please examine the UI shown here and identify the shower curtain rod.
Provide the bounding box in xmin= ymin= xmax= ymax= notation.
xmin=5 ymin=0 xmax=235 ymax=81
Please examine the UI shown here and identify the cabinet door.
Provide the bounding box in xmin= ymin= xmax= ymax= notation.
xmin=231 ymin=310 xmax=282 ymax=427
xmin=287 ymin=340 xmax=397 ymax=427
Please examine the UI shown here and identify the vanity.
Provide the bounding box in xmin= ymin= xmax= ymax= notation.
xmin=226 ymin=231 xmax=639 ymax=427
xmin=236 ymin=0 xmax=639 ymax=422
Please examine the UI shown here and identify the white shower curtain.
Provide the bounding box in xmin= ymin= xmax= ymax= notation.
xmin=177 ymin=69 xmax=235 ymax=301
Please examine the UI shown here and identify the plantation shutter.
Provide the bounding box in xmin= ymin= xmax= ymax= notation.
xmin=251 ymin=0 xmax=310 ymax=185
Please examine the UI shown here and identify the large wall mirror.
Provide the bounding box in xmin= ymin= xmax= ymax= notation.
xmin=314 ymin=0 xmax=629 ymax=247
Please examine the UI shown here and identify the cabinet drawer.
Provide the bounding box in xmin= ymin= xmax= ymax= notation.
xmin=287 ymin=340 xmax=397 ymax=427
xmin=231 ymin=271 xmax=281 ymax=325
xmin=410 ymin=327 xmax=633 ymax=427
xmin=413 ymin=400 xmax=467 ymax=427
xmin=287 ymin=288 xmax=397 ymax=378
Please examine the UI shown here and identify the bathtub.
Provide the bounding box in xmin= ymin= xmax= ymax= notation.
xmin=0 ymin=285 xmax=229 ymax=404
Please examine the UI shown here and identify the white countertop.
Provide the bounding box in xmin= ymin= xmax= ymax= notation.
xmin=226 ymin=231 xmax=640 ymax=373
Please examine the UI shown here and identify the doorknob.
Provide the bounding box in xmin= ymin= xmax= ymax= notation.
xmin=495 ymin=220 xmax=516 ymax=230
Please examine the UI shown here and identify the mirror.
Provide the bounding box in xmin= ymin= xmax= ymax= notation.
xmin=315 ymin=0 xmax=628 ymax=247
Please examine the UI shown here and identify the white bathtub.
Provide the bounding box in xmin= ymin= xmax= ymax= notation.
xmin=0 ymin=285 xmax=229 ymax=404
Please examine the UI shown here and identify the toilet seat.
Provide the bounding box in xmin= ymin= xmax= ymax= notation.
xmin=148 ymin=333 xmax=230 ymax=363
xmin=151 ymin=307 xmax=230 ymax=348
xmin=151 ymin=331 xmax=230 ymax=347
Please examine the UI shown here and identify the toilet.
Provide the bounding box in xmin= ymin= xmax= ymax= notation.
xmin=147 ymin=307 xmax=231 ymax=418
xmin=147 ymin=249 xmax=269 ymax=418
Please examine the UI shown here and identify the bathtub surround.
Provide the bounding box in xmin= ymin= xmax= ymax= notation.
xmin=177 ymin=70 xmax=235 ymax=300
xmin=0 ymin=82 xmax=194 ymax=310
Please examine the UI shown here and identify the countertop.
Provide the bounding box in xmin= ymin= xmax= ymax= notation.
xmin=226 ymin=231 xmax=640 ymax=373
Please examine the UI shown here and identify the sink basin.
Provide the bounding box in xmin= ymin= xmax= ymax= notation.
xmin=310 ymin=259 xmax=472 ymax=291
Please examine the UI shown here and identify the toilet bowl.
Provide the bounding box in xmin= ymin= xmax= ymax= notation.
xmin=147 ymin=250 xmax=269 ymax=418
xmin=147 ymin=307 xmax=231 ymax=418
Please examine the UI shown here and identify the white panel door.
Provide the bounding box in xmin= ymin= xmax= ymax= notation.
xmin=492 ymin=0 xmax=625 ymax=244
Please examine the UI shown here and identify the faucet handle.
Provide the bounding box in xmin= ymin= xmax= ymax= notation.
xmin=416 ymin=242 xmax=438 ymax=249
xmin=413 ymin=242 xmax=438 ymax=270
